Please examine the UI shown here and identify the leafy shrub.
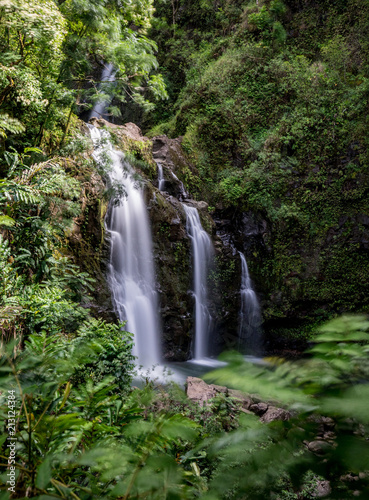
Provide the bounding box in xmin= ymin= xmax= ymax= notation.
xmin=70 ymin=318 xmax=136 ymax=393
xmin=1 ymin=315 xmax=369 ymax=498
xmin=0 ymin=332 xmax=201 ymax=499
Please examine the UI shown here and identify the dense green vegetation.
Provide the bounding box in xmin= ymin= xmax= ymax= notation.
xmin=2 ymin=315 xmax=369 ymax=498
xmin=0 ymin=0 xmax=167 ymax=152
xmin=1 ymin=0 xmax=369 ymax=498
xmin=0 ymin=0 xmax=169 ymax=354
xmin=147 ymin=0 xmax=369 ymax=337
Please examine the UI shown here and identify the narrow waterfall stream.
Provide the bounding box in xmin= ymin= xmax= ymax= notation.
xmin=157 ymin=163 xmax=165 ymax=191
xmin=183 ymin=205 xmax=214 ymax=360
xmin=239 ymin=252 xmax=262 ymax=354
xmin=89 ymin=63 xmax=115 ymax=120
xmin=89 ymin=125 xmax=161 ymax=367
xmin=171 ymin=171 xmax=189 ymax=200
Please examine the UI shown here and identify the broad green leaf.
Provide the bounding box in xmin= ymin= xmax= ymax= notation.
xmin=337 ymin=435 xmax=369 ymax=472
xmin=161 ymin=414 xmax=199 ymax=442
xmin=36 ymin=457 xmax=52 ymax=489
xmin=24 ymin=147 xmax=43 ymax=154
xmin=322 ymin=384 xmax=369 ymax=422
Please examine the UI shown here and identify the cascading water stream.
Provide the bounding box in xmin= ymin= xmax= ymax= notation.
xmin=171 ymin=171 xmax=189 ymax=200
xmin=157 ymin=163 xmax=165 ymax=191
xmin=89 ymin=125 xmax=161 ymax=367
xmin=89 ymin=63 xmax=115 ymax=120
xmin=183 ymin=204 xmax=214 ymax=359
xmin=239 ymin=252 xmax=262 ymax=353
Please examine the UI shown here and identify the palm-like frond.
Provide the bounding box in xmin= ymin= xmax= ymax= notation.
xmin=1 ymin=158 xmax=81 ymax=206
xmin=14 ymin=159 xmax=60 ymax=185
xmin=0 ymin=113 xmax=25 ymax=139
xmin=0 ymin=179 xmax=41 ymax=204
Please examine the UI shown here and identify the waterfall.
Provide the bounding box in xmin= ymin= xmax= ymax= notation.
xmin=89 ymin=125 xmax=161 ymax=367
xmin=171 ymin=171 xmax=189 ymax=200
xmin=239 ymin=252 xmax=262 ymax=353
xmin=157 ymin=163 xmax=165 ymax=191
xmin=183 ymin=204 xmax=214 ymax=359
xmin=89 ymin=63 xmax=115 ymax=120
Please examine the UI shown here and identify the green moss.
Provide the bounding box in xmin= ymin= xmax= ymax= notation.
xmin=146 ymin=0 xmax=369 ymax=340
xmin=106 ymin=126 xmax=157 ymax=179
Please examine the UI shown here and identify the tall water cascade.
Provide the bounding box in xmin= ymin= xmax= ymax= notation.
xmin=157 ymin=163 xmax=165 ymax=191
xmin=89 ymin=125 xmax=161 ymax=367
xmin=239 ymin=252 xmax=262 ymax=353
xmin=183 ymin=205 xmax=214 ymax=359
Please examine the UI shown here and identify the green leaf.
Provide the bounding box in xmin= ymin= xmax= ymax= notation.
xmin=161 ymin=414 xmax=199 ymax=442
xmin=36 ymin=457 xmax=52 ymax=489
xmin=0 ymin=215 xmax=16 ymax=227
xmin=24 ymin=147 xmax=43 ymax=154
xmin=321 ymin=384 xmax=369 ymax=422
xmin=337 ymin=435 xmax=369 ymax=472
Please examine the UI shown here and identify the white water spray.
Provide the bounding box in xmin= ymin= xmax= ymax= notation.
xmin=183 ymin=204 xmax=214 ymax=359
xmin=157 ymin=163 xmax=165 ymax=191
xmin=239 ymin=252 xmax=261 ymax=353
xmin=89 ymin=125 xmax=161 ymax=367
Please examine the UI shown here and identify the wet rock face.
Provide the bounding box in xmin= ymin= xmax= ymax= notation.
xmin=149 ymin=189 xmax=229 ymax=360
xmin=148 ymin=136 xmax=227 ymax=359
xmin=90 ymin=117 xmax=147 ymax=142
xmin=186 ymin=377 xmax=291 ymax=423
xmin=152 ymin=135 xmax=185 ymax=167
xmin=89 ymin=117 xmax=157 ymax=178
xmin=210 ymin=208 xmax=270 ymax=352
xmin=152 ymin=135 xmax=170 ymax=162
xmin=213 ymin=208 xmax=270 ymax=261
xmin=147 ymin=184 xmax=193 ymax=361
xmin=151 ymin=135 xmax=195 ymax=201
xmin=147 ymin=176 xmax=244 ymax=356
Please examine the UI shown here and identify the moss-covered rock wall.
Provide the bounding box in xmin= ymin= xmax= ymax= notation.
xmin=86 ymin=112 xmax=369 ymax=357
xmin=142 ymin=0 xmax=369 ymax=349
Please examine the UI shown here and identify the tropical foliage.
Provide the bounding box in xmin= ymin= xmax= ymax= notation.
xmin=1 ymin=1 xmax=369 ymax=499
xmin=0 ymin=0 xmax=167 ymax=151
xmin=1 ymin=316 xmax=369 ymax=498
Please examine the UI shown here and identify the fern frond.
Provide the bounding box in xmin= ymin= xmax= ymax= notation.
xmin=37 ymin=173 xmax=67 ymax=196
xmin=0 ymin=113 xmax=25 ymax=139
xmin=0 ymin=305 xmax=23 ymax=326
xmin=15 ymin=160 xmax=60 ymax=185
xmin=0 ymin=215 xmax=16 ymax=227
xmin=0 ymin=234 xmax=11 ymax=258
xmin=4 ymin=181 xmax=40 ymax=204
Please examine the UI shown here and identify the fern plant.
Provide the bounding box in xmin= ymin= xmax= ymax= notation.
xmin=0 ymin=113 xmax=25 ymax=141
xmin=0 ymin=331 xmax=201 ymax=499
